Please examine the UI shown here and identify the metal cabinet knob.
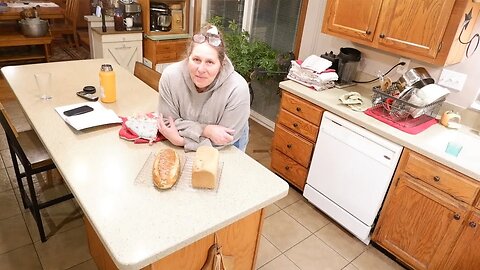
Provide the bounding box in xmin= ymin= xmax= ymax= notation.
xmin=433 ymin=176 xmax=440 ymax=182
xmin=285 ymin=166 xmax=290 ymax=171
xmin=287 ymin=144 xmax=292 ymax=149
xmin=293 ymin=123 xmax=298 ymax=128
xmin=469 ymin=221 xmax=477 ymax=228
xmin=379 ymin=33 xmax=385 ymax=38
xmin=296 ymin=107 xmax=302 ymax=112
xmin=366 ymin=30 xmax=371 ymax=35
xmin=453 ymin=213 xmax=461 ymax=220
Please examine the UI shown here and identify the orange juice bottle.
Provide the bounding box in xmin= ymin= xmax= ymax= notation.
xmin=99 ymin=64 xmax=116 ymax=103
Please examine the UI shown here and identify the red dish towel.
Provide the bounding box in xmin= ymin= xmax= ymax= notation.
xmin=364 ymin=107 xmax=438 ymax=135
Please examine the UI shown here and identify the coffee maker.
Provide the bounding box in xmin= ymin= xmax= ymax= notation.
xmin=124 ymin=2 xmax=142 ymax=31
xmin=321 ymin=48 xmax=361 ymax=88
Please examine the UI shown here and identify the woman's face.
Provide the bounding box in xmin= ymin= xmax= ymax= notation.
xmin=188 ymin=43 xmax=221 ymax=92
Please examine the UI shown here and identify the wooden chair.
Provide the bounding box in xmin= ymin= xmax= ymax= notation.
xmin=0 ymin=102 xmax=74 ymax=242
xmin=50 ymin=0 xmax=80 ymax=47
xmin=134 ymin=61 xmax=161 ymax=91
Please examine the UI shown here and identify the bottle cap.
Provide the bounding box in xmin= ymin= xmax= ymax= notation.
xmin=101 ymin=64 xmax=113 ymax=72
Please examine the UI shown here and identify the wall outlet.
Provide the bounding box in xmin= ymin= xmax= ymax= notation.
xmin=396 ymin=58 xmax=410 ymax=74
xmin=438 ymin=69 xmax=467 ymax=92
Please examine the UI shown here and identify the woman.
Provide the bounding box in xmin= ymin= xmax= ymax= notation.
xmin=157 ymin=25 xmax=250 ymax=152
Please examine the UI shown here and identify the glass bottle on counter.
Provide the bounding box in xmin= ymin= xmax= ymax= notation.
xmin=113 ymin=7 xmax=124 ymax=31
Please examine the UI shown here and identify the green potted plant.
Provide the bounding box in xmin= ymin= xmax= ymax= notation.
xmin=209 ymin=17 xmax=294 ymax=103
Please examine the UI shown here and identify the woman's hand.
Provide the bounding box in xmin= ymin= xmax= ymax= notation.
xmin=157 ymin=114 xmax=185 ymax=146
xmin=203 ymin=125 xmax=235 ymax=145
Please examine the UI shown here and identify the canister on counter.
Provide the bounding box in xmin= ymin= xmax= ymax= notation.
xmin=99 ymin=64 xmax=116 ymax=103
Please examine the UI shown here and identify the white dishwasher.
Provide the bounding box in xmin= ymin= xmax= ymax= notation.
xmin=303 ymin=112 xmax=403 ymax=244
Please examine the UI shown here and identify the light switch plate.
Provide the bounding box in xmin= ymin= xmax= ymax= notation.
xmin=438 ymin=69 xmax=467 ymax=92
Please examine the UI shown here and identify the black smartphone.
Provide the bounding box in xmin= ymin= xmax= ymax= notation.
xmin=63 ymin=105 xmax=94 ymax=117
xmin=76 ymin=91 xmax=99 ymax=102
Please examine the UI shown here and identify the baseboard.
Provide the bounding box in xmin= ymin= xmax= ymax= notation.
xmin=250 ymin=110 xmax=275 ymax=131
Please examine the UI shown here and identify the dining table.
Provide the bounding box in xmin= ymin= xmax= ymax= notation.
xmin=0 ymin=59 xmax=288 ymax=270
xmin=0 ymin=1 xmax=64 ymax=21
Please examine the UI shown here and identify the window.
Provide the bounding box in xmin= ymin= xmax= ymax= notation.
xmin=200 ymin=0 xmax=305 ymax=127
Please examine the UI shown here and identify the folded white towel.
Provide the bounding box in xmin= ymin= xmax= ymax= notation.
xmin=301 ymin=55 xmax=332 ymax=73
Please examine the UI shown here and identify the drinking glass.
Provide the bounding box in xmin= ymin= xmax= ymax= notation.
xmin=34 ymin=72 xmax=52 ymax=100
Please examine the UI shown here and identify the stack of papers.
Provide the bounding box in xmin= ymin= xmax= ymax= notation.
xmin=55 ymin=102 xmax=122 ymax=130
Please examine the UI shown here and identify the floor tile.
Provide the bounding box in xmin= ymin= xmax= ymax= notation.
xmin=0 ymin=169 xmax=12 ymax=192
xmin=262 ymin=211 xmax=311 ymax=252
xmin=284 ymin=200 xmax=330 ymax=233
xmin=275 ymin=187 xmax=303 ymax=209
xmin=352 ymin=247 xmax=405 ymax=270
xmin=0 ymin=244 xmax=42 ymax=270
xmin=0 ymin=189 xmax=21 ymax=220
xmin=259 ymin=254 xmax=300 ymax=270
xmin=24 ymin=200 xmax=83 ymax=242
xmin=34 ymin=225 xmax=91 ymax=270
xmin=285 ymin=235 xmax=348 ymax=270
xmin=0 ymin=214 xmax=32 ymax=254
xmin=264 ymin=203 xmax=280 ymax=218
xmin=315 ymin=223 xmax=367 ymax=261
xmin=255 ymin=235 xmax=281 ymax=268
xmin=343 ymin=263 xmax=359 ymax=270
xmin=67 ymin=259 xmax=98 ymax=270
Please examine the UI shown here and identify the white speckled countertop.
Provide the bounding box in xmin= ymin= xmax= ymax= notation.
xmin=280 ymin=80 xmax=480 ymax=181
xmin=1 ymin=59 xmax=289 ymax=270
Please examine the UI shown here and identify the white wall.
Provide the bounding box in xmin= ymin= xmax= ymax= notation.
xmin=299 ymin=0 xmax=480 ymax=109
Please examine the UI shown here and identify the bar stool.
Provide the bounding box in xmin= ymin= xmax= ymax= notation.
xmin=0 ymin=102 xmax=74 ymax=242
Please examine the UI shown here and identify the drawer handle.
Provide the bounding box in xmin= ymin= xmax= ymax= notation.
xmin=453 ymin=213 xmax=461 ymax=220
xmin=469 ymin=221 xmax=477 ymax=228
xmin=379 ymin=33 xmax=385 ymax=38
xmin=433 ymin=176 xmax=440 ymax=182
xmin=365 ymin=29 xmax=371 ymax=35
xmin=296 ymin=107 xmax=302 ymax=112
xmin=285 ymin=166 xmax=290 ymax=171
xmin=293 ymin=123 xmax=298 ymax=128
xmin=287 ymin=144 xmax=292 ymax=149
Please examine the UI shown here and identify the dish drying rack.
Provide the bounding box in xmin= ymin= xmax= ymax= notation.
xmin=369 ymin=82 xmax=445 ymax=128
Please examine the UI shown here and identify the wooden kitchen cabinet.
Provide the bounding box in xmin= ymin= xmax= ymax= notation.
xmin=441 ymin=209 xmax=480 ymax=269
xmin=143 ymin=38 xmax=188 ymax=67
xmin=322 ymin=0 xmax=480 ymax=66
xmin=373 ymin=149 xmax=480 ymax=270
xmin=271 ymin=91 xmax=324 ymax=190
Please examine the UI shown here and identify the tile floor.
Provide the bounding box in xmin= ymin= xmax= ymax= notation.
xmin=0 ymin=77 xmax=405 ymax=269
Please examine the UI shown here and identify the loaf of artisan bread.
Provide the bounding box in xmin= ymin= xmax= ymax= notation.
xmin=152 ymin=148 xmax=180 ymax=189
xmin=192 ymin=146 xmax=219 ymax=189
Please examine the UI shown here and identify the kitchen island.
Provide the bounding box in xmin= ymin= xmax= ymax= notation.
xmin=1 ymin=59 xmax=288 ymax=270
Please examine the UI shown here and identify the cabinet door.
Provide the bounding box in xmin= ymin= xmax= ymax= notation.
xmin=442 ymin=210 xmax=480 ymax=270
xmin=102 ymin=41 xmax=143 ymax=73
xmin=375 ymin=0 xmax=456 ymax=58
xmin=373 ymin=175 xmax=467 ymax=270
xmin=323 ymin=0 xmax=383 ymax=42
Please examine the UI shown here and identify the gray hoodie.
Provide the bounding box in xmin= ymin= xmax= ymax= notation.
xmin=158 ymin=57 xmax=250 ymax=151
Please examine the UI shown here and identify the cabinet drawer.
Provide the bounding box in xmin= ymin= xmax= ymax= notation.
xmin=281 ymin=91 xmax=323 ymax=125
xmin=155 ymin=40 xmax=187 ymax=53
xmin=403 ymin=151 xmax=480 ymax=205
xmin=100 ymin=33 xmax=143 ymax=43
xmin=271 ymin=149 xmax=308 ymax=190
xmin=155 ymin=52 xmax=178 ymax=62
xmin=277 ymin=109 xmax=319 ymax=142
xmin=272 ymin=125 xmax=314 ymax=168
